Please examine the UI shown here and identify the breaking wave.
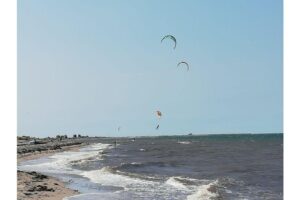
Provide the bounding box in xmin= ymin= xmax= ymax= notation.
xmin=187 ymin=180 xmax=220 ymax=200
xmin=18 ymin=143 xmax=111 ymax=174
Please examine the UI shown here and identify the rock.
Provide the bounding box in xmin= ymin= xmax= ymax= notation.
xmin=27 ymin=171 xmax=37 ymax=175
xmin=28 ymin=185 xmax=55 ymax=192
xmin=35 ymin=174 xmax=48 ymax=180
xmin=27 ymin=171 xmax=48 ymax=180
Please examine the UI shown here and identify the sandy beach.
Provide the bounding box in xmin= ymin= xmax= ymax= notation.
xmin=17 ymin=170 xmax=79 ymax=200
xmin=17 ymin=137 xmax=107 ymax=200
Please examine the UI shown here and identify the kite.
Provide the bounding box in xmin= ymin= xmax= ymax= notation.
xmin=177 ymin=61 xmax=190 ymax=71
xmin=161 ymin=35 xmax=177 ymax=49
xmin=156 ymin=110 xmax=162 ymax=118
xmin=155 ymin=111 xmax=162 ymax=130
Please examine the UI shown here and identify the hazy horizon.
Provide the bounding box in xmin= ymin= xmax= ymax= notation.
xmin=18 ymin=132 xmax=283 ymax=139
xmin=18 ymin=0 xmax=283 ymax=137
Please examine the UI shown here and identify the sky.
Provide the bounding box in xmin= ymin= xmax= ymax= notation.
xmin=18 ymin=0 xmax=283 ymax=137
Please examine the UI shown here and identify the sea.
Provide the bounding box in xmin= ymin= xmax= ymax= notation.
xmin=18 ymin=134 xmax=283 ymax=200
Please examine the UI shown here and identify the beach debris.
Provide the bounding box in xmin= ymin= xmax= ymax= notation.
xmin=177 ymin=61 xmax=190 ymax=71
xmin=161 ymin=35 xmax=177 ymax=49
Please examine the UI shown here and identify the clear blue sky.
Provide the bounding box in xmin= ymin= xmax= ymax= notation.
xmin=18 ymin=0 xmax=283 ymax=137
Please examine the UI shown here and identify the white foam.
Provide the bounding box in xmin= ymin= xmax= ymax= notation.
xmin=178 ymin=141 xmax=191 ymax=144
xmin=18 ymin=143 xmax=110 ymax=174
xmin=130 ymin=162 xmax=142 ymax=165
xmin=81 ymin=167 xmax=150 ymax=188
xmin=80 ymin=143 xmax=111 ymax=151
xmin=81 ymin=168 xmax=195 ymax=198
xmin=187 ymin=180 xmax=219 ymax=200
xmin=225 ymin=189 xmax=232 ymax=194
xmin=165 ymin=177 xmax=188 ymax=190
xmin=63 ymin=193 xmax=122 ymax=200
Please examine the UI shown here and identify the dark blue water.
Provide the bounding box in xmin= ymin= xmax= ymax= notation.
xmin=19 ymin=134 xmax=283 ymax=200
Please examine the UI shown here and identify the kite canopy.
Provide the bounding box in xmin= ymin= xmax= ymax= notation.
xmin=177 ymin=61 xmax=190 ymax=71
xmin=161 ymin=35 xmax=177 ymax=49
xmin=156 ymin=110 xmax=162 ymax=118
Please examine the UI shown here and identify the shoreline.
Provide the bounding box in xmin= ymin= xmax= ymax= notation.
xmin=17 ymin=139 xmax=92 ymax=200
xmin=17 ymin=143 xmax=84 ymax=163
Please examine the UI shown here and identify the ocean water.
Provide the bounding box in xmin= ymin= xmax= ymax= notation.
xmin=18 ymin=134 xmax=283 ymax=200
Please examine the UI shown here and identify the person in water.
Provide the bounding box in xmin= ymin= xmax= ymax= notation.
xmin=114 ymin=139 xmax=117 ymax=148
